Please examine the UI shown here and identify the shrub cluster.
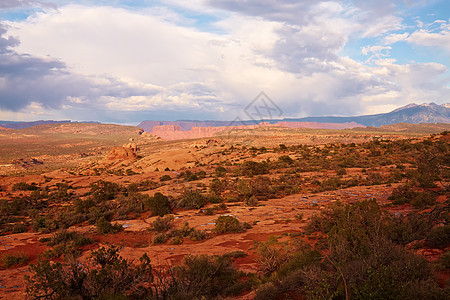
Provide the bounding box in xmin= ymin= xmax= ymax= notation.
xmin=256 ymin=200 xmax=447 ymax=299
xmin=214 ymin=215 xmax=250 ymax=234
xmin=26 ymin=247 xmax=247 ymax=299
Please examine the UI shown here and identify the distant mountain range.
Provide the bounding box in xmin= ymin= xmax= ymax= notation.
xmin=281 ymin=102 xmax=450 ymax=127
xmin=138 ymin=102 xmax=450 ymax=131
xmin=1 ymin=102 xmax=448 ymax=130
xmin=0 ymin=120 xmax=98 ymax=129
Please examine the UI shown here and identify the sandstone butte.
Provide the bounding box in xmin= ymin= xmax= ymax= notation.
xmin=150 ymin=121 xmax=364 ymax=140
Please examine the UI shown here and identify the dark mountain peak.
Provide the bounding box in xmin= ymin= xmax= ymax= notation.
xmin=391 ymin=102 xmax=443 ymax=113
xmin=392 ymin=103 xmax=418 ymax=112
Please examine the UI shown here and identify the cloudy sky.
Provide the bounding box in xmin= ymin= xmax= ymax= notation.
xmin=0 ymin=0 xmax=449 ymax=123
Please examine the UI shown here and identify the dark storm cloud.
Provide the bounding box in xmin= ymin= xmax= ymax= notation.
xmin=0 ymin=22 xmax=160 ymax=112
xmin=268 ymin=25 xmax=346 ymax=75
xmin=209 ymin=1 xmax=348 ymax=75
xmin=209 ymin=0 xmax=420 ymax=21
xmin=208 ymin=0 xmax=317 ymax=25
xmin=0 ymin=23 xmax=19 ymax=52
xmin=0 ymin=0 xmax=56 ymax=9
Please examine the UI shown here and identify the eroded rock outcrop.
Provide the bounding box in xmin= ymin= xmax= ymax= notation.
xmin=151 ymin=125 xmax=227 ymax=140
xmin=123 ymin=143 xmax=139 ymax=152
xmin=106 ymin=147 xmax=137 ymax=160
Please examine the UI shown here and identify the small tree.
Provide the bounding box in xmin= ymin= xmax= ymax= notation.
xmin=240 ymin=161 xmax=270 ymax=177
xmin=153 ymin=215 xmax=174 ymax=232
xmin=95 ymin=217 xmax=123 ymax=235
xmin=214 ymin=216 xmax=245 ymax=234
xmin=26 ymin=246 xmax=153 ymax=299
xmin=145 ymin=192 xmax=172 ymax=216
xmin=215 ymin=166 xmax=228 ymax=177
xmin=178 ymin=190 xmax=206 ymax=209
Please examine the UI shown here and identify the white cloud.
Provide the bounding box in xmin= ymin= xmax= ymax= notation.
xmin=383 ymin=32 xmax=409 ymax=44
xmin=1 ymin=1 xmax=449 ymax=122
xmin=408 ymin=27 xmax=450 ymax=52
xmin=361 ymin=45 xmax=392 ymax=56
xmin=361 ymin=15 xmax=404 ymax=37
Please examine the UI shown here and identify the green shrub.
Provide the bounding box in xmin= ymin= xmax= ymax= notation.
xmin=254 ymin=248 xmax=322 ymax=299
xmin=427 ymin=225 xmax=450 ymax=249
xmin=178 ymin=190 xmax=206 ymax=209
xmin=167 ymin=222 xmax=192 ymax=239
xmin=32 ymin=216 xmax=59 ymax=233
xmin=171 ymin=236 xmax=183 ymax=245
xmin=222 ymin=250 xmax=247 ymax=259
xmin=1 ymin=252 xmax=29 ymax=268
xmin=255 ymin=237 xmax=291 ymax=275
xmin=215 ymin=166 xmax=228 ymax=177
xmin=159 ymin=174 xmax=172 ymax=182
xmin=214 ymin=215 xmax=245 ymax=234
xmin=255 ymin=282 xmax=279 ymax=300
xmin=301 ymin=199 xmax=445 ymax=300
xmin=26 ymin=246 xmax=153 ymax=299
xmin=177 ymin=170 xmax=205 ymax=182
xmin=12 ymin=182 xmax=38 ymax=191
xmin=74 ymin=198 xmax=95 ymax=214
xmin=47 ymin=229 xmax=93 ymax=247
xmin=320 ymin=177 xmax=342 ymax=191
xmin=95 ymin=217 xmax=123 ymax=235
xmin=152 ymin=233 xmax=168 ymax=244
xmin=278 ymin=155 xmax=294 ymax=166
xmin=237 ymin=179 xmax=252 ymax=199
xmin=126 ymin=182 xmax=139 ymax=194
xmin=189 ymin=229 xmax=209 ymax=241
xmin=246 ymin=196 xmax=259 ymax=206
xmin=389 ymin=184 xmax=417 ymax=205
xmin=48 ymin=183 xmax=72 ymax=203
xmin=210 ymin=178 xmax=227 ymax=195
xmin=171 ymin=254 xmax=244 ymax=298
xmin=240 ymin=161 xmax=270 ymax=176
xmin=277 ymin=248 xmax=322 ymax=278
xmin=12 ymin=223 xmax=28 ymax=233
xmin=89 ymin=181 xmax=120 ymax=202
xmin=389 ymin=185 xmax=437 ymax=208
xmin=388 ymin=212 xmax=433 ymax=245
xmin=144 ymin=192 xmax=172 ymax=216
xmin=152 ymin=215 xmax=174 ymax=232
xmin=208 ymin=195 xmax=222 ymax=204
xmin=411 ymin=191 xmax=437 ymax=208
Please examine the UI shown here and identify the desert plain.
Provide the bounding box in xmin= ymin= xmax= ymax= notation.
xmin=0 ymin=122 xmax=449 ymax=299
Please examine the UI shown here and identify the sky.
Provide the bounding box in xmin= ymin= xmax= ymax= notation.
xmin=0 ymin=0 xmax=449 ymax=124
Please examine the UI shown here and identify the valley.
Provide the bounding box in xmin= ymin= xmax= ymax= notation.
xmin=0 ymin=122 xmax=448 ymax=299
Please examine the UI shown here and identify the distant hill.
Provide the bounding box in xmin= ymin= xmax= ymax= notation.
xmin=354 ymin=122 xmax=450 ymax=134
xmin=2 ymin=102 xmax=447 ymax=131
xmin=139 ymin=102 xmax=449 ymax=131
xmin=0 ymin=120 xmax=99 ymax=129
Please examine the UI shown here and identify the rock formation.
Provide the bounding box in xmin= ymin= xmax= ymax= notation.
xmin=151 ymin=125 xmax=228 ymax=140
xmin=276 ymin=121 xmax=363 ymax=130
xmin=106 ymin=147 xmax=137 ymax=160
